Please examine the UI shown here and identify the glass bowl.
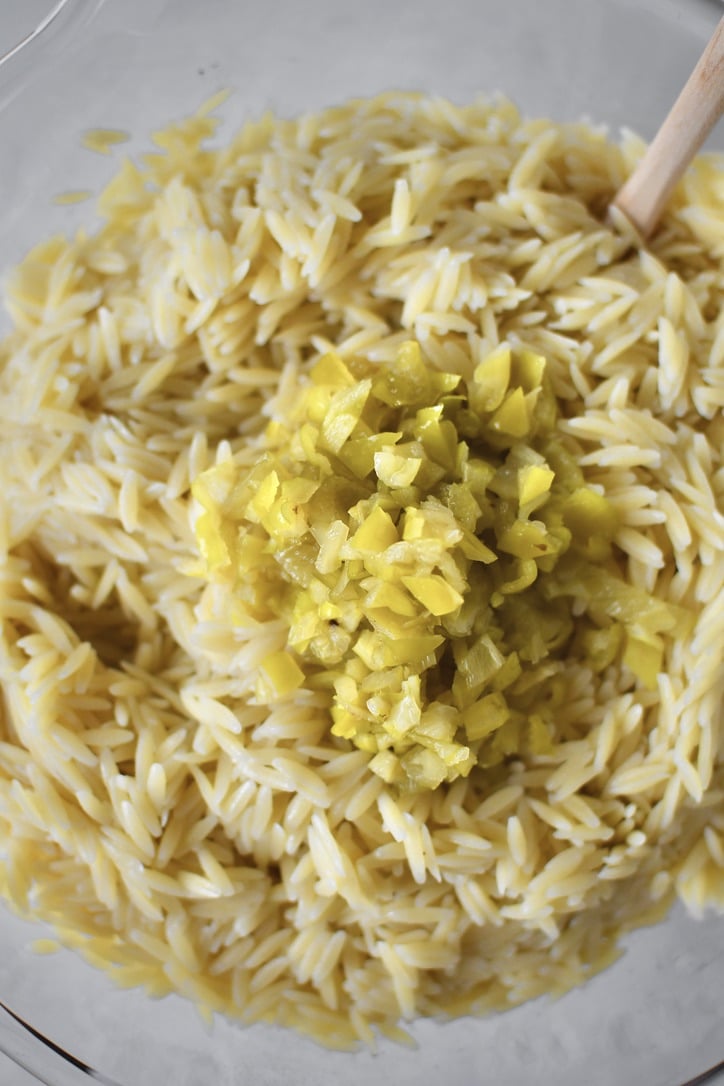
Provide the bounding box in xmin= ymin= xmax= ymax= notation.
xmin=0 ymin=1 xmax=722 ymax=1084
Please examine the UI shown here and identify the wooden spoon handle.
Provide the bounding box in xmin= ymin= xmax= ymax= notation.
xmin=612 ymin=16 xmax=724 ymax=238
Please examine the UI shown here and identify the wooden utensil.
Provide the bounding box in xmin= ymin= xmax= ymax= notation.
xmin=611 ymin=16 xmax=724 ymax=238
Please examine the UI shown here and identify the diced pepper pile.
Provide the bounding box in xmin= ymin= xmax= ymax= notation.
xmin=191 ymin=341 xmax=679 ymax=791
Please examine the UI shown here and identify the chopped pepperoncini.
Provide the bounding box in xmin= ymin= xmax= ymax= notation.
xmin=191 ymin=340 xmax=681 ymax=791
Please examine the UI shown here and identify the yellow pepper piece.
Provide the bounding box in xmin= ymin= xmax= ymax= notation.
xmin=499 ymin=558 xmax=539 ymax=594
xmin=191 ymin=459 xmax=236 ymax=511
xmin=315 ymin=519 xmax=349 ymax=574
xmin=491 ymin=651 xmax=522 ymax=691
xmin=374 ymin=449 xmax=422 ymax=487
xmin=490 ymin=387 xmax=530 ymax=438
xmin=580 ymin=623 xmax=623 ymax=672
xmin=193 ymin=510 xmax=230 ymax=570
xmin=338 ymin=431 xmax=402 ymax=478
xmin=623 ymin=627 xmax=664 ymax=689
xmin=462 ymin=691 xmax=510 ymax=741
xmin=401 ymin=747 xmax=450 ymax=789
xmin=248 ymin=470 xmax=280 ymax=522
xmin=497 ymin=520 xmax=557 ymax=560
xmin=258 ymin=651 xmax=306 ymax=699
xmin=527 ymin=713 xmax=554 ymax=755
xmin=331 ymin=707 xmax=363 ymax=740
xmin=310 ymin=351 xmax=356 ymax=387
xmin=518 ymin=464 xmax=555 ymax=511
xmin=563 ymin=487 xmax=619 ymax=559
xmin=514 ymin=348 xmax=546 ymax=390
xmin=368 ymin=750 xmax=405 ymax=785
xmin=349 ymin=505 xmax=399 ymax=552
xmin=401 ymin=574 xmax=464 ymax=616
xmin=459 ymin=529 xmax=498 ymax=564
xmin=364 ymin=580 xmax=419 ymax=616
xmin=471 ymin=344 xmax=511 ymax=412
xmin=320 ymin=380 xmax=372 ymax=452
xmin=353 ymin=630 xmax=444 ymax=669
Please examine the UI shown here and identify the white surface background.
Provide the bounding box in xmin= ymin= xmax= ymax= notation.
xmin=0 ymin=0 xmax=58 ymax=51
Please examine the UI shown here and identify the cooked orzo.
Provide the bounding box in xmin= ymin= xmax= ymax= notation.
xmin=0 ymin=93 xmax=722 ymax=1047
